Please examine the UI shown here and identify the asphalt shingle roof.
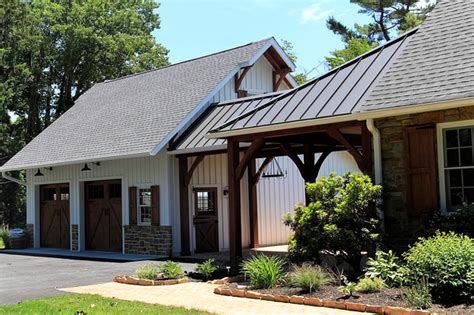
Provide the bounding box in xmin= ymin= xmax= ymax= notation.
xmin=360 ymin=0 xmax=474 ymax=111
xmin=1 ymin=39 xmax=271 ymax=171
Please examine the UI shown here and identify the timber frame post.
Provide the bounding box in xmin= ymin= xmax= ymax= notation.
xmin=178 ymin=154 xmax=204 ymax=256
xmin=227 ymin=139 xmax=242 ymax=264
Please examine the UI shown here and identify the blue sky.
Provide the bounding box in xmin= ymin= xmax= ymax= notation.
xmin=154 ymin=0 xmax=371 ymax=78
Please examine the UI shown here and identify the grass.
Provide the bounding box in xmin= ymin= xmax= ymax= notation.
xmin=0 ymin=238 xmax=4 ymax=250
xmin=0 ymin=294 xmax=210 ymax=315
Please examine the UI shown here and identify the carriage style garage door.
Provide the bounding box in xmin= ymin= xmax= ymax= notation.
xmin=85 ymin=180 xmax=122 ymax=252
xmin=40 ymin=184 xmax=70 ymax=249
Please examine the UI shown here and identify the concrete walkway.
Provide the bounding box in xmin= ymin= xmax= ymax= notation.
xmin=62 ymin=282 xmax=363 ymax=315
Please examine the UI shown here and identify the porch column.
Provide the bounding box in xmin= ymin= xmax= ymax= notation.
xmin=248 ymin=159 xmax=259 ymax=248
xmin=178 ymin=156 xmax=191 ymax=256
xmin=227 ymin=139 xmax=242 ymax=263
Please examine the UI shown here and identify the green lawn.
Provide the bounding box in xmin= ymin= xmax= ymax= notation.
xmin=0 ymin=294 xmax=211 ymax=315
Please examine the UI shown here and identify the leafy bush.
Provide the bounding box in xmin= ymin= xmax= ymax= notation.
xmin=241 ymin=255 xmax=285 ymax=289
xmin=135 ymin=263 xmax=158 ymax=280
xmin=0 ymin=226 xmax=9 ymax=249
xmin=428 ymin=206 xmax=474 ymax=237
xmin=195 ymin=259 xmax=218 ymax=280
xmin=159 ymin=261 xmax=185 ymax=279
xmin=356 ymin=277 xmax=385 ymax=293
xmin=286 ymin=264 xmax=330 ymax=293
xmin=403 ymin=231 xmax=474 ymax=303
xmin=284 ymin=173 xmax=381 ymax=270
xmin=402 ymin=278 xmax=432 ymax=310
xmin=338 ymin=282 xmax=357 ymax=297
xmin=364 ymin=250 xmax=404 ymax=287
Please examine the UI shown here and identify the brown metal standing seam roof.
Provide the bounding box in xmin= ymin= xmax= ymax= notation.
xmin=210 ymin=29 xmax=416 ymax=135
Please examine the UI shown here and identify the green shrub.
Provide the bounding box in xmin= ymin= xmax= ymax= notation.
xmin=241 ymin=255 xmax=285 ymax=289
xmin=135 ymin=263 xmax=158 ymax=280
xmin=403 ymin=231 xmax=474 ymax=303
xmin=284 ymin=173 xmax=381 ymax=270
xmin=159 ymin=261 xmax=185 ymax=279
xmin=402 ymin=278 xmax=432 ymax=310
xmin=428 ymin=205 xmax=474 ymax=237
xmin=364 ymin=250 xmax=404 ymax=287
xmin=195 ymin=259 xmax=218 ymax=280
xmin=0 ymin=226 xmax=9 ymax=249
xmin=356 ymin=277 xmax=385 ymax=293
xmin=338 ymin=282 xmax=357 ymax=297
xmin=287 ymin=264 xmax=330 ymax=293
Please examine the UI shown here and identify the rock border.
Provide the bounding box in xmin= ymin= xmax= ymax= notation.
xmin=213 ymin=287 xmax=431 ymax=315
xmin=113 ymin=275 xmax=188 ymax=286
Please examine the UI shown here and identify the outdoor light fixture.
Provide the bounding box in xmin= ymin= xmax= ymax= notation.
xmin=81 ymin=162 xmax=100 ymax=172
xmin=262 ymin=158 xmax=285 ymax=178
xmin=81 ymin=163 xmax=91 ymax=172
xmin=34 ymin=168 xmax=44 ymax=177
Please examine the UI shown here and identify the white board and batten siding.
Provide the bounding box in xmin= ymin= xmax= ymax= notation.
xmin=256 ymin=152 xmax=360 ymax=247
xmin=25 ymin=151 xmax=177 ymax=251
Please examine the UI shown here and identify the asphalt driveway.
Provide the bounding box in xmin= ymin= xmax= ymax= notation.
xmin=0 ymin=253 xmax=196 ymax=305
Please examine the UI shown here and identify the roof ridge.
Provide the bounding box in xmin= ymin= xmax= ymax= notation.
xmin=102 ymin=37 xmax=273 ymax=84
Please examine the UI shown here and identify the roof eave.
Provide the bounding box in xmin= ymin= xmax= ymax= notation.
xmin=206 ymin=96 xmax=474 ymax=139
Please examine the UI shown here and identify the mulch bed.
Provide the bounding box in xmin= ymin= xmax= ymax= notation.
xmin=255 ymin=285 xmax=473 ymax=313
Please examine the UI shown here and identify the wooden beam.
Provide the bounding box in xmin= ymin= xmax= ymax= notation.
xmin=248 ymin=159 xmax=259 ymax=249
xmin=273 ymin=69 xmax=290 ymax=92
xmin=186 ymin=155 xmax=204 ymax=184
xmin=303 ymin=144 xmax=315 ymax=182
xmin=326 ymin=127 xmax=364 ymax=169
xmin=236 ymin=138 xmax=265 ymax=180
xmin=228 ymin=139 xmax=242 ymax=263
xmin=314 ymin=150 xmax=331 ymax=180
xmin=178 ymin=156 xmax=191 ymax=256
xmin=234 ymin=66 xmax=251 ymax=94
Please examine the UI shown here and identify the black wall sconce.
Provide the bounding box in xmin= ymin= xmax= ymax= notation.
xmin=34 ymin=167 xmax=53 ymax=177
xmin=81 ymin=162 xmax=100 ymax=172
xmin=223 ymin=186 xmax=229 ymax=196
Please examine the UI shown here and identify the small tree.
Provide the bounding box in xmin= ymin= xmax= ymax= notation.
xmin=284 ymin=173 xmax=381 ymax=270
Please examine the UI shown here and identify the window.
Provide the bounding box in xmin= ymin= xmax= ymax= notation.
xmin=109 ymin=183 xmax=122 ymax=199
xmin=138 ymin=188 xmax=152 ymax=224
xmin=87 ymin=184 xmax=104 ymax=199
xmin=443 ymin=126 xmax=474 ymax=211
xmin=43 ymin=187 xmax=57 ymax=201
xmin=194 ymin=188 xmax=217 ymax=215
xmin=60 ymin=187 xmax=69 ymax=201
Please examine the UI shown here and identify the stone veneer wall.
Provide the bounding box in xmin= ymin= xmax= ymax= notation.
xmin=71 ymin=224 xmax=79 ymax=251
xmin=124 ymin=225 xmax=172 ymax=256
xmin=375 ymin=106 xmax=474 ymax=250
xmin=25 ymin=224 xmax=34 ymax=248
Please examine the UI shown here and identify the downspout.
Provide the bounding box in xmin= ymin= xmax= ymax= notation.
xmin=1 ymin=171 xmax=26 ymax=186
xmin=366 ymin=119 xmax=384 ymax=226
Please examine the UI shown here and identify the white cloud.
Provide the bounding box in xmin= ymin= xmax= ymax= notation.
xmin=300 ymin=3 xmax=333 ymax=24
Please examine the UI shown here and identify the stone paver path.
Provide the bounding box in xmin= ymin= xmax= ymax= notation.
xmin=61 ymin=282 xmax=364 ymax=315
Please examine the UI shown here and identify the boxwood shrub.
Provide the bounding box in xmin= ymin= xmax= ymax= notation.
xmin=403 ymin=231 xmax=474 ymax=303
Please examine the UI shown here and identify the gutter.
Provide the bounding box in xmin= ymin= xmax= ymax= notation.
xmin=1 ymin=171 xmax=26 ymax=186
xmin=365 ymin=119 xmax=384 ymax=229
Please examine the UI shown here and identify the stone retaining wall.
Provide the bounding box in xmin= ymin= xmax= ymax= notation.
xmin=124 ymin=225 xmax=172 ymax=256
xmin=25 ymin=224 xmax=34 ymax=248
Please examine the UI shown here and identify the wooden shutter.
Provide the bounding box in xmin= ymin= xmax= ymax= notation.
xmin=151 ymin=185 xmax=160 ymax=226
xmin=129 ymin=186 xmax=137 ymax=225
xmin=405 ymin=125 xmax=439 ymax=216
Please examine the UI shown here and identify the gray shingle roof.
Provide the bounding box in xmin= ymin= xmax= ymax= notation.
xmin=1 ymin=39 xmax=272 ymax=171
xmin=360 ymin=0 xmax=474 ymax=111
xmin=211 ymin=30 xmax=414 ymax=134
xmin=173 ymin=92 xmax=283 ymax=153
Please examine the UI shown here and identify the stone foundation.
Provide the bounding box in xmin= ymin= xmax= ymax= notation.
xmin=124 ymin=225 xmax=172 ymax=256
xmin=71 ymin=224 xmax=79 ymax=251
xmin=25 ymin=224 xmax=34 ymax=248
xmin=375 ymin=105 xmax=474 ymax=250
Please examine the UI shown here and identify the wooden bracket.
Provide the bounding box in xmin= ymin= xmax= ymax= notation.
xmin=273 ymin=68 xmax=291 ymax=92
xmin=327 ymin=128 xmax=364 ymax=169
xmin=183 ymin=155 xmax=204 ymax=186
xmin=235 ymin=66 xmax=252 ymax=94
xmin=236 ymin=138 xmax=265 ymax=180
xmin=278 ymin=143 xmax=305 ymax=179
xmin=251 ymin=156 xmax=273 ymax=186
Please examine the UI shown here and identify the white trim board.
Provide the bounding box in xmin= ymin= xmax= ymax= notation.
xmin=436 ymin=119 xmax=474 ymax=214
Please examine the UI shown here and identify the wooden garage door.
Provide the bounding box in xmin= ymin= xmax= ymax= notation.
xmin=85 ymin=180 xmax=122 ymax=252
xmin=40 ymin=184 xmax=70 ymax=249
